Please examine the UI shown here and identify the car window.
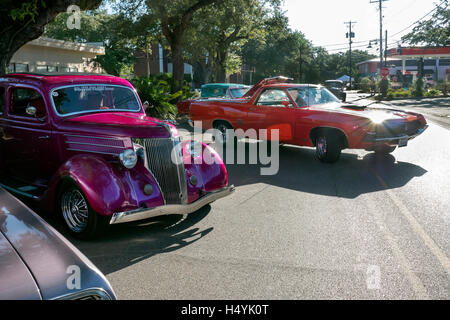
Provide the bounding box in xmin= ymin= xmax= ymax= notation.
xmin=230 ymin=88 xmax=249 ymax=98
xmin=10 ymin=88 xmax=47 ymax=118
xmin=288 ymin=87 xmax=340 ymax=107
xmin=0 ymin=87 xmax=5 ymax=114
xmin=256 ymin=89 xmax=292 ymax=107
xmin=202 ymin=87 xmax=227 ymax=98
xmin=52 ymin=85 xmax=140 ymax=116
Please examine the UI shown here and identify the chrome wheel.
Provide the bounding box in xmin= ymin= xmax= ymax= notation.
xmin=215 ymin=123 xmax=229 ymax=143
xmin=316 ymin=136 xmax=327 ymax=158
xmin=61 ymin=189 xmax=89 ymax=233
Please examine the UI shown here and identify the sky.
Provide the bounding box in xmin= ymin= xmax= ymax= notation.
xmin=282 ymin=0 xmax=442 ymax=54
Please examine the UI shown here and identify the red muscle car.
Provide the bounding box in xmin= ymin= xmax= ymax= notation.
xmin=188 ymin=76 xmax=428 ymax=163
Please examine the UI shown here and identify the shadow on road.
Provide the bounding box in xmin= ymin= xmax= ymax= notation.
xmin=224 ymin=141 xmax=427 ymax=199
xmin=36 ymin=204 xmax=213 ymax=275
xmin=22 ymin=139 xmax=427 ymax=276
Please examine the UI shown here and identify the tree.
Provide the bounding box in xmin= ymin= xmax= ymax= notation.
xmin=0 ymin=0 xmax=102 ymax=73
xmin=44 ymin=10 xmax=143 ymax=76
xmin=242 ymin=13 xmax=375 ymax=85
xmin=402 ymin=0 xmax=450 ymax=46
xmin=187 ymin=0 xmax=277 ymax=83
xmin=145 ymin=0 xmax=224 ymax=89
xmin=241 ymin=10 xmax=302 ymax=82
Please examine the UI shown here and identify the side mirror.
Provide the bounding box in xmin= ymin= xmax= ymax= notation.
xmin=143 ymin=101 xmax=151 ymax=110
xmin=26 ymin=106 xmax=37 ymax=117
xmin=281 ymin=100 xmax=290 ymax=107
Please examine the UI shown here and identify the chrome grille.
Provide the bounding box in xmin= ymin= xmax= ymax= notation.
xmin=135 ymin=138 xmax=187 ymax=205
xmin=374 ymin=119 xmax=422 ymax=139
xmin=377 ymin=120 xmax=407 ymax=138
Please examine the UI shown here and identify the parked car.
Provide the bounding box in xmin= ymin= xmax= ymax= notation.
xmin=324 ymin=80 xmax=346 ymax=102
xmin=188 ymin=76 xmax=428 ymax=163
xmin=177 ymin=83 xmax=250 ymax=115
xmin=0 ymin=187 xmax=116 ymax=300
xmin=0 ymin=73 xmax=234 ymax=239
xmin=425 ymin=76 xmax=435 ymax=88
xmin=201 ymin=83 xmax=251 ymax=99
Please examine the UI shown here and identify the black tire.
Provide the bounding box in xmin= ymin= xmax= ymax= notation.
xmin=58 ymin=181 xmax=109 ymax=240
xmin=374 ymin=145 xmax=396 ymax=154
xmin=213 ymin=121 xmax=235 ymax=145
xmin=315 ymin=131 xmax=342 ymax=163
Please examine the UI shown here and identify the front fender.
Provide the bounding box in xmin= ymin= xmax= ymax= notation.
xmin=47 ymin=154 xmax=164 ymax=216
xmin=181 ymin=141 xmax=229 ymax=203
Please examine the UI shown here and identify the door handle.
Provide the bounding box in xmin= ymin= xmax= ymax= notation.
xmin=38 ymin=135 xmax=50 ymax=139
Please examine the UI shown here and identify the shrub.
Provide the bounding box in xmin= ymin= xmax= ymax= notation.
xmin=131 ymin=74 xmax=194 ymax=120
xmin=412 ymin=78 xmax=425 ymax=97
xmin=359 ymin=77 xmax=373 ymax=93
xmin=424 ymin=88 xmax=441 ymax=97
xmin=436 ymin=80 xmax=448 ymax=96
xmin=379 ymin=78 xmax=390 ymax=97
xmin=386 ymin=91 xmax=394 ymax=100
xmin=374 ymin=94 xmax=383 ymax=101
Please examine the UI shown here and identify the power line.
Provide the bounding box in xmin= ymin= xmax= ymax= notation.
xmin=390 ymin=0 xmax=447 ymax=38
xmin=316 ymin=0 xmax=447 ymax=50
xmin=325 ymin=40 xmax=399 ymax=54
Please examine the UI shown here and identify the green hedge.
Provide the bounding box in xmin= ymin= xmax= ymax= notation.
xmin=131 ymin=74 xmax=194 ymax=120
xmin=386 ymin=87 xmax=442 ymax=100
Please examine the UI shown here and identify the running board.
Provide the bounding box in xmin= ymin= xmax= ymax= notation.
xmin=0 ymin=183 xmax=40 ymax=200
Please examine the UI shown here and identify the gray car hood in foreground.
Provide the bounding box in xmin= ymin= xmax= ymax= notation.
xmin=0 ymin=232 xmax=41 ymax=299
xmin=0 ymin=188 xmax=116 ymax=300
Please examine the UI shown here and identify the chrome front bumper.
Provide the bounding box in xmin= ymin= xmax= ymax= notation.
xmin=109 ymin=185 xmax=235 ymax=225
xmin=364 ymin=125 xmax=429 ymax=143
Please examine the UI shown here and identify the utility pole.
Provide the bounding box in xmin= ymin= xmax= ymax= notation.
xmin=345 ymin=21 xmax=356 ymax=89
xmin=370 ymin=0 xmax=388 ymax=75
xmin=385 ymin=30 xmax=388 ymax=67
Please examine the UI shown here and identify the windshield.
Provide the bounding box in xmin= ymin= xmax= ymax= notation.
xmin=51 ymin=85 xmax=141 ymax=115
xmin=201 ymin=87 xmax=227 ymax=98
xmin=288 ymin=87 xmax=340 ymax=107
xmin=230 ymin=88 xmax=249 ymax=98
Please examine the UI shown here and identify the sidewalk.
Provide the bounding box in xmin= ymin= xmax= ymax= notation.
xmin=378 ymin=97 xmax=450 ymax=130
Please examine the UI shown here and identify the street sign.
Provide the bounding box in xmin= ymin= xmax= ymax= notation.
xmin=346 ymin=32 xmax=355 ymax=38
xmin=381 ymin=67 xmax=390 ymax=77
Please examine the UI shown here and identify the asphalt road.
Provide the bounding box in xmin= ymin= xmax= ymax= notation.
xmin=57 ymin=93 xmax=449 ymax=299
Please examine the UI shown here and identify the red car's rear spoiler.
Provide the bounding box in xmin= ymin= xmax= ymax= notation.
xmin=242 ymin=76 xmax=293 ymax=98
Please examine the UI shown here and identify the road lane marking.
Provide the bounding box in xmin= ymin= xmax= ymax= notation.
xmin=363 ymin=193 xmax=430 ymax=299
xmin=237 ymin=185 xmax=270 ymax=206
xmin=374 ymin=173 xmax=450 ymax=275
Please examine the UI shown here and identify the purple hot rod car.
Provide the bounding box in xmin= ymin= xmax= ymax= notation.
xmin=0 ymin=73 xmax=234 ymax=238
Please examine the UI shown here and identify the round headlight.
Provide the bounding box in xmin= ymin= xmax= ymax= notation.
xmin=119 ymin=149 xmax=138 ymax=169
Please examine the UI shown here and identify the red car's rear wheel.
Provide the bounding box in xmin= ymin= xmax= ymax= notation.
xmin=213 ymin=121 xmax=234 ymax=144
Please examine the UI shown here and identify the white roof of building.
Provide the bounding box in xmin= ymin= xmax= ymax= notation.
xmin=27 ymin=37 xmax=105 ymax=55
xmin=356 ymin=57 xmax=402 ymax=66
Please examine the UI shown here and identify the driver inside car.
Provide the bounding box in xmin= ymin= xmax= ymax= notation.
xmin=87 ymin=91 xmax=106 ymax=110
